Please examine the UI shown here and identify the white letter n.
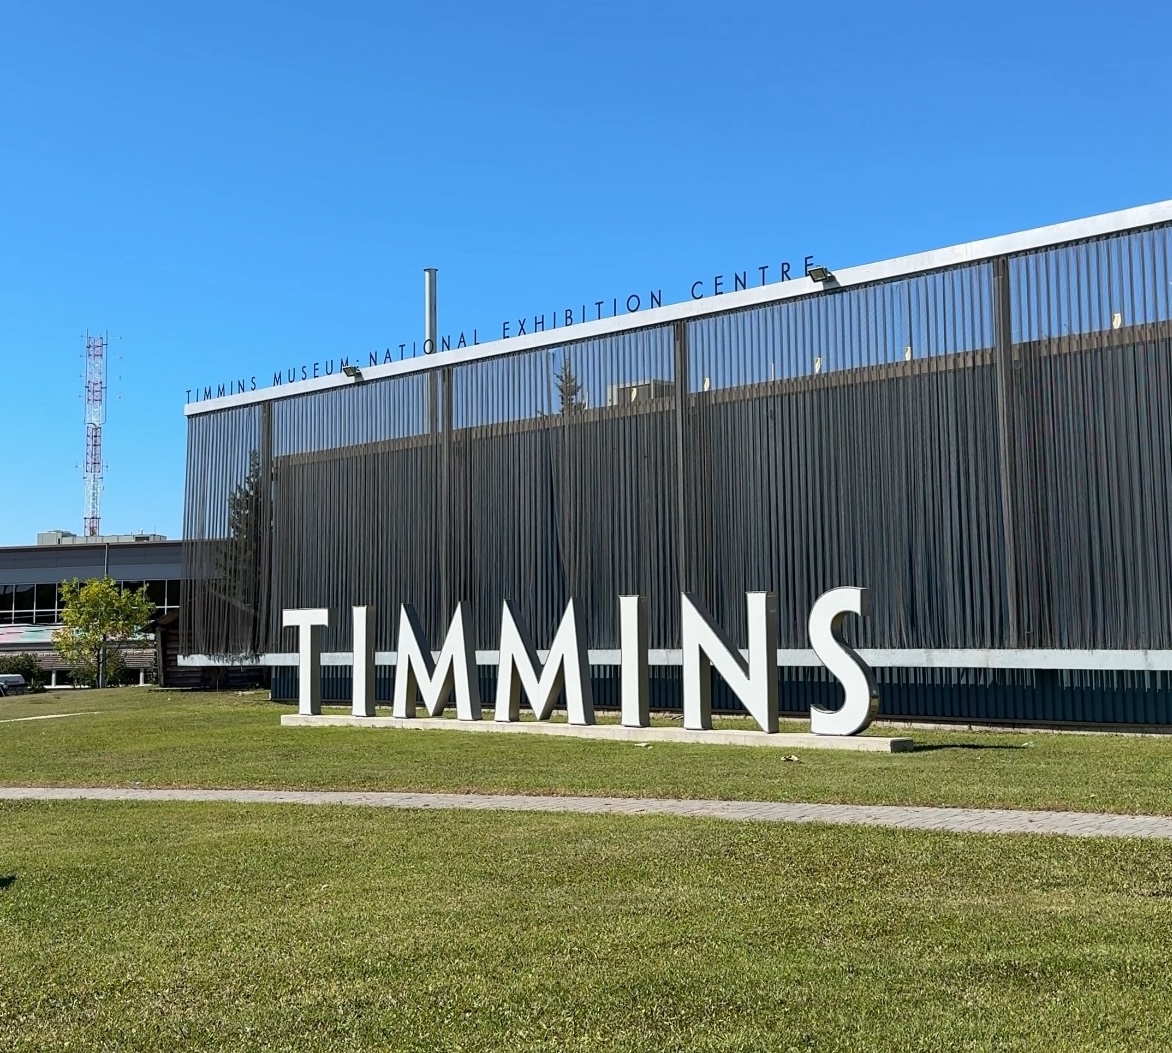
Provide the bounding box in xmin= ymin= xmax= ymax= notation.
xmin=681 ymin=592 xmax=778 ymax=732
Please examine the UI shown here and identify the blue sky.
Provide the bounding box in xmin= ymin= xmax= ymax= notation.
xmin=0 ymin=0 xmax=1168 ymax=545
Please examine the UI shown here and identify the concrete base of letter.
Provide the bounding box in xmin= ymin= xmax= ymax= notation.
xmin=280 ymin=714 xmax=914 ymax=752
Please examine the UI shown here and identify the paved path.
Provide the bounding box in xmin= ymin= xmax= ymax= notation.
xmin=3 ymin=786 xmax=1172 ymax=840
xmin=0 ymin=712 xmax=100 ymax=725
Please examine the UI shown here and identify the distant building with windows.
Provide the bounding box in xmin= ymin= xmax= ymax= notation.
xmin=0 ymin=533 xmax=180 ymax=686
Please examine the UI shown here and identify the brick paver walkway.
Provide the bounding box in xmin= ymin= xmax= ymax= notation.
xmin=3 ymin=786 xmax=1171 ymax=839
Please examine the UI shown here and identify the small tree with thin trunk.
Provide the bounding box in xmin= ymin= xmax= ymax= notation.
xmin=53 ymin=578 xmax=156 ymax=688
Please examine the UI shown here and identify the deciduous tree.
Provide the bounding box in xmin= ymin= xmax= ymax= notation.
xmin=53 ymin=578 xmax=156 ymax=688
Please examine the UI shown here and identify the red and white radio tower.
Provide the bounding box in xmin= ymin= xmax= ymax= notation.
xmin=83 ymin=333 xmax=107 ymax=537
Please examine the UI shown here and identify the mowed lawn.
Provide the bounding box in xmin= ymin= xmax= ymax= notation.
xmin=2 ymin=800 xmax=1172 ymax=1052
xmin=1 ymin=688 xmax=1171 ymax=814
xmin=3 ymin=690 xmax=1172 ymax=1050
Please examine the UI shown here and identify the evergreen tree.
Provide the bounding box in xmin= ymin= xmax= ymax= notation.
xmin=555 ymin=358 xmax=584 ymax=413
xmin=216 ymin=449 xmax=265 ymax=644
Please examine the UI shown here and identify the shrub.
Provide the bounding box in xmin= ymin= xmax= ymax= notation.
xmin=0 ymin=653 xmax=47 ymax=693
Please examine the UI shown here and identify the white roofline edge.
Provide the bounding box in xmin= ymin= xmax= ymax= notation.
xmin=185 ymin=198 xmax=1172 ymax=417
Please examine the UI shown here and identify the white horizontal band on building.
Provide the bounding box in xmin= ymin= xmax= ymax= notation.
xmin=178 ymin=648 xmax=1172 ymax=672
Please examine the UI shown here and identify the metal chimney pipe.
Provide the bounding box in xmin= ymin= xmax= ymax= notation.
xmin=424 ymin=267 xmax=440 ymax=433
xmin=424 ymin=268 xmax=438 ymax=354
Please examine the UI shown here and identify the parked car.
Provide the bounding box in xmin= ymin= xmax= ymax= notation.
xmin=0 ymin=674 xmax=27 ymax=696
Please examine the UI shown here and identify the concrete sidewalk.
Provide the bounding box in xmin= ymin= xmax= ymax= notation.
xmin=3 ymin=785 xmax=1172 ymax=840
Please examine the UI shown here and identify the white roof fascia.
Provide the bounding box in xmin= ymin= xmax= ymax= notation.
xmin=185 ymin=198 xmax=1172 ymax=417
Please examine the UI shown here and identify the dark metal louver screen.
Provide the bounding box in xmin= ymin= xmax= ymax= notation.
xmin=182 ymin=224 xmax=1172 ymax=660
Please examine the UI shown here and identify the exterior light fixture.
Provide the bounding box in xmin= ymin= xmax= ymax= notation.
xmin=342 ymin=364 xmax=363 ymax=380
xmin=807 ymin=265 xmax=834 ymax=283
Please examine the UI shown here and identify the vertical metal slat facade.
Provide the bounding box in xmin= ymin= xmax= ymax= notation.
xmin=182 ymin=212 xmax=1172 ymax=725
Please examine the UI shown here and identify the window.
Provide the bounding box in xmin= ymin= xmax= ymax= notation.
xmin=146 ymin=580 xmax=168 ymax=608
xmin=35 ymin=583 xmax=57 ymax=610
xmin=13 ymin=584 xmax=34 ymax=613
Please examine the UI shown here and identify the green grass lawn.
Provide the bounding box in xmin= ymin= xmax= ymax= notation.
xmin=1 ymin=688 xmax=1171 ymax=815
xmin=4 ymin=690 xmax=1172 ymax=1050
xmin=2 ymin=799 xmax=1171 ymax=1052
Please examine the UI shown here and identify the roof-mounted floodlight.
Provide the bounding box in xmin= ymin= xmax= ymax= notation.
xmin=342 ymin=364 xmax=363 ymax=380
xmin=807 ymin=265 xmax=834 ymax=283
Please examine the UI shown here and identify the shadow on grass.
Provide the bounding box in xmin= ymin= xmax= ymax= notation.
xmin=914 ymin=743 xmax=1031 ymax=752
xmin=0 ymin=875 xmax=15 ymax=890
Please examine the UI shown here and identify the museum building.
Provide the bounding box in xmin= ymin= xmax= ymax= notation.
xmin=180 ymin=201 xmax=1172 ymax=726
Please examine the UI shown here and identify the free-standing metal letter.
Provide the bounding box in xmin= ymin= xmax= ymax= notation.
xmin=351 ymin=605 xmax=376 ymax=717
xmin=495 ymin=598 xmax=595 ymax=725
xmin=392 ymin=602 xmax=481 ymax=720
xmin=681 ymin=592 xmax=778 ymax=732
xmin=283 ymin=608 xmax=330 ymax=716
xmin=619 ymin=595 xmax=650 ymax=727
xmin=808 ymin=587 xmax=880 ymax=736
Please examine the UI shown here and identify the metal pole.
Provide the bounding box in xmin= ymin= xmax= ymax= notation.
xmin=258 ymin=401 xmax=273 ymax=655
xmin=425 ymin=268 xmax=439 ymax=433
xmin=424 ymin=268 xmax=438 ymax=353
xmin=673 ymin=319 xmax=691 ymax=597
xmin=992 ymin=256 xmax=1020 ymax=647
xmin=441 ymin=366 xmax=453 ymax=621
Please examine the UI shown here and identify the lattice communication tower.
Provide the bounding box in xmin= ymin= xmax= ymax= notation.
xmin=83 ymin=333 xmax=107 ymax=537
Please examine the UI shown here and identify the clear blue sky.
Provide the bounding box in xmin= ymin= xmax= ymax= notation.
xmin=1 ymin=0 xmax=1168 ymax=545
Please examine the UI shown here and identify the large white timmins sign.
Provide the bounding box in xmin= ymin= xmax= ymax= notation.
xmin=283 ymin=587 xmax=880 ymax=737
